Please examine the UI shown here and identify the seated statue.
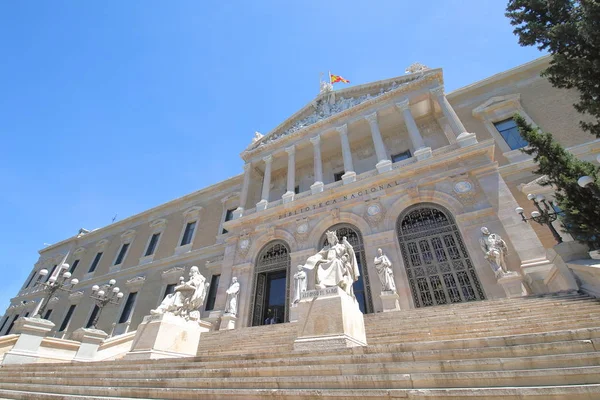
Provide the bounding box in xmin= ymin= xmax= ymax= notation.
xmin=302 ymin=230 xmax=360 ymax=297
xmin=151 ymin=266 xmax=209 ymax=319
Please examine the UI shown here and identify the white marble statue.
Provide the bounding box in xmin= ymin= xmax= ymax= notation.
xmin=479 ymin=227 xmax=510 ymax=277
xmin=251 ymin=131 xmax=263 ymax=144
xmin=224 ymin=277 xmax=240 ymax=315
xmin=374 ymin=248 xmax=396 ymax=292
xmin=302 ymin=230 xmax=360 ymax=297
xmin=151 ymin=266 xmax=209 ymax=319
xmin=292 ymin=265 xmax=307 ymax=304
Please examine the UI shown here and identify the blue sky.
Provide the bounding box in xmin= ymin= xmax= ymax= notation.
xmin=0 ymin=1 xmax=544 ymax=313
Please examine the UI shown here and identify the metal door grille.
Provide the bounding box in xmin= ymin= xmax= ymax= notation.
xmin=396 ymin=204 xmax=485 ymax=308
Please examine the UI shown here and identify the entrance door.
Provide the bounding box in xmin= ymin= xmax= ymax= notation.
xmin=250 ymin=241 xmax=291 ymax=326
xmin=396 ymin=204 xmax=485 ymax=308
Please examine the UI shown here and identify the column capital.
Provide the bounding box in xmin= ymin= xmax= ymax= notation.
xmin=263 ymin=155 xmax=273 ymax=164
xmin=309 ymin=135 xmax=321 ymax=146
xmin=395 ymin=98 xmax=411 ymax=111
xmin=242 ymin=163 xmax=252 ymax=172
xmin=364 ymin=112 xmax=379 ymax=125
xmin=335 ymin=124 xmax=348 ymax=136
xmin=285 ymin=145 xmax=295 ymax=155
xmin=430 ymin=85 xmax=445 ymax=97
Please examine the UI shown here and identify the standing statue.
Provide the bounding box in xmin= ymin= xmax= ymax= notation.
xmin=302 ymin=230 xmax=360 ymax=297
xmin=292 ymin=265 xmax=307 ymax=304
xmin=151 ymin=266 xmax=209 ymax=319
xmin=479 ymin=227 xmax=510 ymax=277
xmin=374 ymin=248 xmax=396 ymax=292
xmin=224 ymin=277 xmax=240 ymax=315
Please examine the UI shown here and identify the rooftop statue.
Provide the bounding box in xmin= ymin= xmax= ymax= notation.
xmin=405 ymin=62 xmax=430 ymax=74
xmin=251 ymin=131 xmax=264 ymax=144
xmin=151 ymin=266 xmax=209 ymax=320
xmin=302 ymin=230 xmax=360 ymax=297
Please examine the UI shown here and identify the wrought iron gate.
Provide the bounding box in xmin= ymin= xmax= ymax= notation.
xmin=249 ymin=241 xmax=291 ymax=326
xmin=396 ymin=204 xmax=485 ymax=308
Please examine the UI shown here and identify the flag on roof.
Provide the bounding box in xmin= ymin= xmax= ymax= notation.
xmin=330 ymin=73 xmax=350 ymax=84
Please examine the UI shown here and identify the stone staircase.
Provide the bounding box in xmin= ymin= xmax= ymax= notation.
xmin=1 ymin=291 xmax=600 ymax=399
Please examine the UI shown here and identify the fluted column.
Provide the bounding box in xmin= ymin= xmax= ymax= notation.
xmin=396 ymin=99 xmax=432 ymax=161
xmin=233 ymin=163 xmax=252 ymax=219
xmin=282 ymin=146 xmax=296 ymax=204
xmin=430 ymin=85 xmax=477 ymax=147
xmin=336 ymin=124 xmax=356 ymax=184
xmin=256 ymin=155 xmax=272 ymax=211
xmin=310 ymin=135 xmax=324 ymax=194
xmin=365 ymin=112 xmax=392 ymax=173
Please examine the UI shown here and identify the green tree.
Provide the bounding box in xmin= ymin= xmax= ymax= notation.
xmin=506 ymin=0 xmax=600 ymax=137
xmin=514 ymin=115 xmax=600 ymax=248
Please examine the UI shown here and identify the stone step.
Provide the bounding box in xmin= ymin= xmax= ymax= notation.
xmin=1 ymin=385 xmax=600 ymax=400
xmin=4 ymin=366 xmax=600 ymax=389
xmin=7 ymin=352 xmax=600 ymax=380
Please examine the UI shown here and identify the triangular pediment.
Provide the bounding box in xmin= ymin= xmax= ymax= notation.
xmin=472 ymin=94 xmax=521 ymax=117
xmin=245 ymin=69 xmax=442 ymax=154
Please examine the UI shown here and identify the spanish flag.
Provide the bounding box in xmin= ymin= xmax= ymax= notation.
xmin=330 ymin=73 xmax=350 ymax=84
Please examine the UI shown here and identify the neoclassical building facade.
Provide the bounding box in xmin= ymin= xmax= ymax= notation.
xmin=2 ymin=56 xmax=598 ymax=337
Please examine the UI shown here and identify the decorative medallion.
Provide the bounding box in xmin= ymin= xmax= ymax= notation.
xmin=294 ymin=219 xmax=310 ymax=243
xmin=451 ymin=178 xmax=479 ymax=206
xmin=364 ymin=201 xmax=385 ymax=227
xmin=237 ymin=236 xmax=251 ymax=257
xmin=454 ymin=181 xmax=473 ymax=194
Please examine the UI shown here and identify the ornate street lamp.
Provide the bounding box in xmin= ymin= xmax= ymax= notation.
xmin=515 ymin=194 xmax=563 ymax=244
xmin=577 ymin=154 xmax=600 ymax=198
xmin=33 ymin=263 xmax=79 ymax=319
xmin=88 ymin=279 xmax=123 ymax=329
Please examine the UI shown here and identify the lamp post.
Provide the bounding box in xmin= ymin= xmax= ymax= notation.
xmin=515 ymin=194 xmax=563 ymax=244
xmin=88 ymin=279 xmax=123 ymax=330
xmin=33 ymin=263 xmax=79 ymax=319
xmin=577 ymin=154 xmax=600 ymax=198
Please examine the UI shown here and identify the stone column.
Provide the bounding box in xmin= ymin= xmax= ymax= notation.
xmin=365 ymin=112 xmax=392 ymax=173
xmin=336 ymin=124 xmax=356 ymax=184
xmin=430 ymin=85 xmax=477 ymax=147
xmin=233 ymin=163 xmax=252 ymax=219
xmin=310 ymin=136 xmax=324 ymax=194
xmin=256 ymin=155 xmax=272 ymax=211
xmin=396 ymin=99 xmax=432 ymax=161
xmin=282 ymin=146 xmax=296 ymax=204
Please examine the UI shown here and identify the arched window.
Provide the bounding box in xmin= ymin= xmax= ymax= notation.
xmin=396 ymin=203 xmax=485 ymax=307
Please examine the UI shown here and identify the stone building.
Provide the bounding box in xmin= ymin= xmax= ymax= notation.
xmin=1 ymin=55 xmax=598 ymax=339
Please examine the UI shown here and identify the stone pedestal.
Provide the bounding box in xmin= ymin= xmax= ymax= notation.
xmin=380 ymin=291 xmax=401 ymax=312
xmin=293 ymin=286 xmax=367 ymax=351
xmin=256 ymin=199 xmax=269 ymax=211
xmin=282 ymin=191 xmax=295 ymax=204
xmin=341 ymin=171 xmax=356 ymax=185
xmin=219 ymin=313 xmax=237 ymax=330
xmin=413 ymin=147 xmax=433 ymax=161
xmin=289 ymin=304 xmax=299 ymax=322
xmin=2 ymin=317 xmax=55 ymax=365
xmin=310 ymin=181 xmax=324 ymax=195
xmin=456 ymin=132 xmax=478 ymax=147
xmin=376 ymin=159 xmax=393 ymax=174
xmin=71 ymin=327 xmax=108 ymax=362
xmin=498 ymin=272 xmax=527 ymax=298
xmin=124 ymin=313 xmax=211 ymax=360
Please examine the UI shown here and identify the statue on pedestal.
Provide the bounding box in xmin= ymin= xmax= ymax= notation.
xmin=374 ymin=248 xmax=396 ymax=292
xmin=151 ymin=266 xmax=209 ymax=320
xmin=292 ymin=265 xmax=307 ymax=304
xmin=479 ymin=227 xmax=510 ymax=277
xmin=302 ymin=230 xmax=360 ymax=297
xmin=224 ymin=277 xmax=240 ymax=315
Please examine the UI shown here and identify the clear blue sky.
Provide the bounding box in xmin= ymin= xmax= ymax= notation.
xmin=0 ymin=1 xmax=543 ymax=313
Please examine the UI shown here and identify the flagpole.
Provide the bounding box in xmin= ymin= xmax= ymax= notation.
xmin=328 ymin=71 xmax=332 ymax=86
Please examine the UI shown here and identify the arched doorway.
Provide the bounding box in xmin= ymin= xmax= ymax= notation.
xmin=396 ymin=203 xmax=485 ymax=308
xmin=249 ymin=241 xmax=291 ymax=326
xmin=319 ymin=224 xmax=373 ymax=314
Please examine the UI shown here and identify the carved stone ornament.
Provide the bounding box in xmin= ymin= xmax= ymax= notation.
xmin=452 ymin=179 xmax=478 ymax=206
xmin=405 ymin=62 xmax=430 ymax=74
xmin=364 ymin=201 xmax=385 ymax=227
xmin=161 ymin=266 xmax=185 ymax=282
xmin=125 ymin=276 xmax=146 ymax=291
xmin=294 ymin=219 xmax=310 ymax=243
xmin=238 ymin=236 xmax=251 ymax=257
xmin=49 ymin=296 xmax=59 ymax=303
xmin=69 ymin=291 xmax=84 ymax=302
